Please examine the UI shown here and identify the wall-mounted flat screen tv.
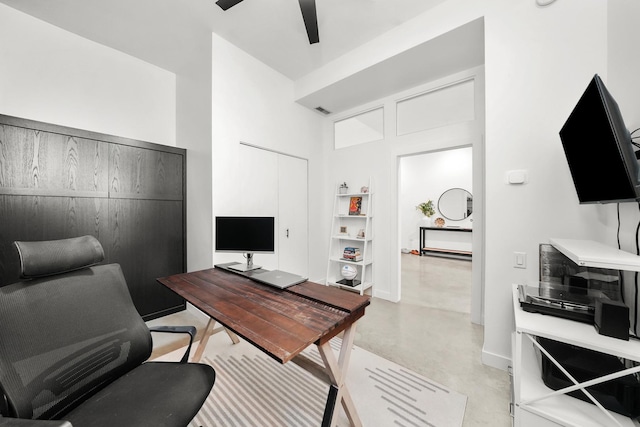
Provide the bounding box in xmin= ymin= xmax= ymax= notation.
xmin=559 ymin=74 xmax=640 ymax=204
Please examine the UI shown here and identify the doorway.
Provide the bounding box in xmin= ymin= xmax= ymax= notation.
xmin=398 ymin=146 xmax=481 ymax=322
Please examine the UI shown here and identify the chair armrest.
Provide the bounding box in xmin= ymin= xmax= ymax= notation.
xmin=148 ymin=326 xmax=197 ymax=363
xmin=0 ymin=419 xmax=72 ymax=427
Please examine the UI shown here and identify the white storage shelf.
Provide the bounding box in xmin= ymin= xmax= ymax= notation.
xmin=512 ymin=285 xmax=640 ymax=427
xmin=326 ymin=182 xmax=373 ymax=295
xmin=549 ymin=238 xmax=640 ymax=272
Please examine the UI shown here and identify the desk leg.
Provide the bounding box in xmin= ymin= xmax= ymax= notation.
xmin=318 ymin=323 xmax=362 ymax=427
xmin=192 ymin=318 xmax=240 ymax=363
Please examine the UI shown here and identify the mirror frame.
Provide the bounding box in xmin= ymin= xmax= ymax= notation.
xmin=437 ymin=188 xmax=472 ymax=221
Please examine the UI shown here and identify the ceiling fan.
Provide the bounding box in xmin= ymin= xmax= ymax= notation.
xmin=216 ymin=0 xmax=319 ymax=44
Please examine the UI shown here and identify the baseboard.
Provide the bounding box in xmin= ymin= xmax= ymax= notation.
xmin=481 ymin=347 xmax=511 ymax=371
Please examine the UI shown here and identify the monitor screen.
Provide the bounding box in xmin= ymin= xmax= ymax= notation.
xmin=559 ymin=74 xmax=640 ymax=204
xmin=215 ymin=216 xmax=275 ymax=272
xmin=215 ymin=216 xmax=275 ymax=254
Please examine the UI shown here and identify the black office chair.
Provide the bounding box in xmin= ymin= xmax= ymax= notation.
xmin=0 ymin=236 xmax=215 ymax=427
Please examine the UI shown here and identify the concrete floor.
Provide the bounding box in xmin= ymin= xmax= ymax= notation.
xmin=149 ymin=254 xmax=512 ymax=426
xmin=352 ymin=254 xmax=511 ymax=427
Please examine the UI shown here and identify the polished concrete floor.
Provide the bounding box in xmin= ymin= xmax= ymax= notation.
xmin=353 ymin=254 xmax=511 ymax=427
xmin=149 ymin=254 xmax=512 ymax=426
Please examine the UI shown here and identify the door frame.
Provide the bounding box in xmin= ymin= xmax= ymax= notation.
xmin=393 ymin=139 xmax=484 ymax=325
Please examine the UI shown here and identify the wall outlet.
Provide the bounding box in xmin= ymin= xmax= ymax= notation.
xmin=514 ymin=252 xmax=527 ymax=269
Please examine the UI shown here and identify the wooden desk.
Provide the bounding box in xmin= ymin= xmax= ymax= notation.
xmin=157 ymin=267 xmax=371 ymax=427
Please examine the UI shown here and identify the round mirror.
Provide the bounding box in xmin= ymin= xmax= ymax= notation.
xmin=438 ymin=188 xmax=473 ymax=221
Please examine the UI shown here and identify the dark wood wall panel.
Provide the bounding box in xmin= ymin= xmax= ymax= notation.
xmin=109 ymin=199 xmax=184 ymax=318
xmin=0 ymin=196 xmax=110 ymax=285
xmin=110 ymin=144 xmax=183 ymax=200
xmin=0 ymin=115 xmax=186 ymax=320
xmin=0 ymin=125 xmax=109 ymax=196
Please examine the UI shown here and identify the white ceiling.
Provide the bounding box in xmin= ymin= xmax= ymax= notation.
xmin=0 ymin=0 xmax=484 ymax=113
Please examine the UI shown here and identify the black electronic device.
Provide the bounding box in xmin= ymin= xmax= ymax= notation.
xmin=518 ymin=284 xmax=604 ymax=324
xmin=215 ymin=216 xmax=275 ymax=272
xmin=594 ymin=297 xmax=629 ymax=340
xmin=559 ymin=74 xmax=640 ymax=204
xmin=537 ymin=337 xmax=640 ymax=418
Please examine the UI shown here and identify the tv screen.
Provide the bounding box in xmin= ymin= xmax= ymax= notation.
xmin=559 ymin=74 xmax=640 ymax=204
xmin=215 ymin=216 xmax=275 ymax=253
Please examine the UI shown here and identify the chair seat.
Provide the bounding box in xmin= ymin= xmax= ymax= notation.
xmin=63 ymin=362 xmax=215 ymax=427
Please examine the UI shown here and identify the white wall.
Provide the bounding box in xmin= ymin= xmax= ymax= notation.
xmin=211 ymin=34 xmax=325 ymax=280
xmin=0 ymin=4 xmax=176 ymax=146
xmin=483 ymin=0 xmax=607 ymax=369
xmin=400 ymin=147 xmax=473 ymax=251
xmin=303 ymin=0 xmax=612 ymax=369
xmin=176 ymin=36 xmax=214 ymax=274
xmin=322 ymin=67 xmax=484 ymax=303
xmin=607 ymin=0 xmax=640 ymax=334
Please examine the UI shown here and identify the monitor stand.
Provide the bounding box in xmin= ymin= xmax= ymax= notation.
xmin=228 ymin=253 xmax=261 ymax=272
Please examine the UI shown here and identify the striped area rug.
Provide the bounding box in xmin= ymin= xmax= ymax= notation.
xmin=180 ymin=332 xmax=466 ymax=427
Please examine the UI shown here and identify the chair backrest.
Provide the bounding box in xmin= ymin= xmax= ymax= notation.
xmin=0 ymin=236 xmax=152 ymax=420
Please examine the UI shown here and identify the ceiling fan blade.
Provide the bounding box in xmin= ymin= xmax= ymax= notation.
xmin=298 ymin=0 xmax=319 ymax=44
xmin=216 ymin=0 xmax=245 ymax=11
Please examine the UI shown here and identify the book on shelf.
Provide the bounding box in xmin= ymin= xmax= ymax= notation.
xmin=348 ymin=197 xmax=362 ymax=215
xmin=343 ymin=246 xmax=362 ymax=261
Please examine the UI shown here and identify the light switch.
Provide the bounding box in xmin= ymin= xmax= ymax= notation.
xmin=514 ymin=252 xmax=526 ymax=269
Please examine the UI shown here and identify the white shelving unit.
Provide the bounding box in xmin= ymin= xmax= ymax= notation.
xmin=549 ymin=238 xmax=640 ymax=272
xmin=512 ymin=286 xmax=640 ymax=427
xmin=326 ymin=179 xmax=373 ymax=295
xmin=511 ymin=238 xmax=640 ymax=427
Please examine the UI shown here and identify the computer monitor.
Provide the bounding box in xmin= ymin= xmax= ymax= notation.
xmin=215 ymin=216 xmax=275 ymax=271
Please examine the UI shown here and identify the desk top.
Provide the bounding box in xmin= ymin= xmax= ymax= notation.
xmin=157 ymin=268 xmax=371 ymax=363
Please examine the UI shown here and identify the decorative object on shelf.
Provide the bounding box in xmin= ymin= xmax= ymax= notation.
xmin=339 ymin=182 xmax=349 ymax=194
xmin=434 ymin=217 xmax=446 ymax=227
xmin=416 ymin=199 xmax=435 ymax=226
xmin=339 ymin=226 xmax=349 ymax=235
xmin=339 ymin=264 xmax=359 ymax=287
xmin=361 ymin=186 xmax=369 ymax=193
xmin=349 ymin=197 xmax=362 ymax=215
xmin=416 ymin=199 xmax=435 ymax=216
xmin=357 ymin=229 xmax=365 ymax=239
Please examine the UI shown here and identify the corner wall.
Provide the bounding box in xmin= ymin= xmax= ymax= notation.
xmin=0 ymin=4 xmax=176 ymax=146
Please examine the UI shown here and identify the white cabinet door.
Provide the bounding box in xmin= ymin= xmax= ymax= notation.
xmin=231 ymin=145 xmax=308 ymax=276
xmin=277 ymin=154 xmax=308 ymax=277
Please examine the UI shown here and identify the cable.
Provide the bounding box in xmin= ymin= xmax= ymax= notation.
xmin=635 ymin=201 xmax=640 ymax=335
xmin=619 ymin=204 xmax=626 ymax=304
xmin=618 ymin=203 xmax=622 ymax=249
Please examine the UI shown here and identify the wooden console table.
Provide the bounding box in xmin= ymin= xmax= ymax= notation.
xmin=419 ymin=226 xmax=472 ymax=258
xmin=157 ymin=266 xmax=371 ymax=427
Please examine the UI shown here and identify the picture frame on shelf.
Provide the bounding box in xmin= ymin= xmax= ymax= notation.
xmin=339 ymin=226 xmax=349 ymax=235
xmin=349 ymin=196 xmax=362 ymax=216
